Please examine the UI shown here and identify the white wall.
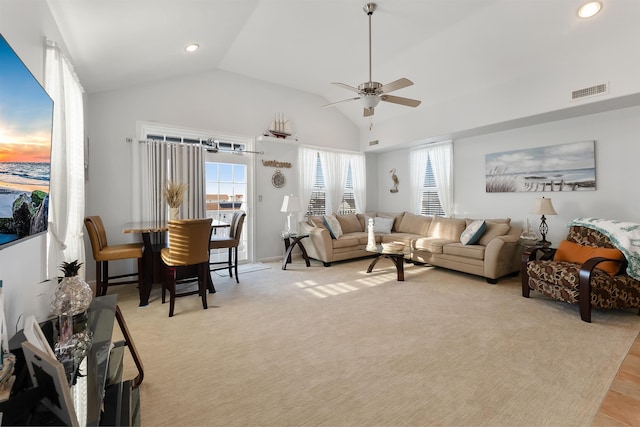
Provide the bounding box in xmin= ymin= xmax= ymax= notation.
xmin=85 ymin=69 xmax=360 ymax=276
xmin=0 ymin=0 xmax=66 ymax=336
xmin=374 ymin=105 xmax=640 ymax=246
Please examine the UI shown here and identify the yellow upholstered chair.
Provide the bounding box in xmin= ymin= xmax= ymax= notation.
xmin=161 ymin=218 xmax=212 ymax=317
xmin=84 ymin=216 xmax=144 ymax=298
xmin=210 ymin=212 xmax=246 ymax=283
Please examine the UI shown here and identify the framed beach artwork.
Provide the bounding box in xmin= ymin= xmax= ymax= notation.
xmin=485 ymin=141 xmax=596 ymax=193
xmin=0 ymin=34 xmax=53 ymax=249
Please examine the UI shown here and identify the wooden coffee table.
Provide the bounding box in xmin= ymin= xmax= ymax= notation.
xmin=366 ymin=245 xmax=408 ymax=281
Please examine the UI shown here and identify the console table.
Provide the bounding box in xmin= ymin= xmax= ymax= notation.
xmin=3 ymin=295 xmax=142 ymax=426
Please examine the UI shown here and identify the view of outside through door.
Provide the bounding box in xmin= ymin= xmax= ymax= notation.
xmin=206 ymin=162 xmax=248 ymax=264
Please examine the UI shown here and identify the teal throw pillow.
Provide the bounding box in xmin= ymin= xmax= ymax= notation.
xmin=460 ymin=220 xmax=486 ymax=245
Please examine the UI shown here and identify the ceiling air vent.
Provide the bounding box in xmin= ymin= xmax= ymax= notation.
xmin=369 ymin=140 xmax=379 ymax=146
xmin=571 ymin=83 xmax=608 ymax=100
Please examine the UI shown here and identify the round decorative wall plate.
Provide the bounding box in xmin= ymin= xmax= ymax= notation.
xmin=272 ymin=169 xmax=286 ymax=188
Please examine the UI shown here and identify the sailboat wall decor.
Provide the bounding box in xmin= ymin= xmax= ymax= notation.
xmin=268 ymin=113 xmax=292 ymax=138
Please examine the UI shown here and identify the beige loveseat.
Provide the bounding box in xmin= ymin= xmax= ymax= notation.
xmin=299 ymin=212 xmax=523 ymax=283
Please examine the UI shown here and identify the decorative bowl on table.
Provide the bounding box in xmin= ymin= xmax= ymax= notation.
xmin=381 ymin=242 xmax=405 ymax=253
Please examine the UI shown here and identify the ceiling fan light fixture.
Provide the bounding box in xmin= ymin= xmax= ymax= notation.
xmin=362 ymin=94 xmax=380 ymax=109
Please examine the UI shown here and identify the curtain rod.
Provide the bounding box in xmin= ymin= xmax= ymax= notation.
xmin=125 ymin=137 xmax=264 ymax=155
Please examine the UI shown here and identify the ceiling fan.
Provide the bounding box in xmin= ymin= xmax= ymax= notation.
xmin=324 ymin=2 xmax=421 ymax=117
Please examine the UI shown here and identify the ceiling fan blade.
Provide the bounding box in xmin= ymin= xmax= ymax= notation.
xmin=379 ymin=78 xmax=413 ymax=94
xmin=363 ymin=107 xmax=374 ymax=117
xmin=380 ymin=94 xmax=421 ymax=108
xmin=322 ymin=97 xmax=360 ymax=108
xmin=331 ymin=82 xmax=361 ymax=93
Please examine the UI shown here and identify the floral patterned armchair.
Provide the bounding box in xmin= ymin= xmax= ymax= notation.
xmin=521 ymin=224 xmax=640 ymax=322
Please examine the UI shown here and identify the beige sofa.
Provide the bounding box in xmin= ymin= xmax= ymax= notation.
xmin=299 ymin=212 xmax=523 ymax=283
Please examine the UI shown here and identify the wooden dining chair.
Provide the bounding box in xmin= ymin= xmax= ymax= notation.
xmin=209 ymin=212 xmax=246 ymax=283
xmin=84 ymin=216 xmax=144 ymax=299
xmin=160 ymin=218 xmax=212 ymax=317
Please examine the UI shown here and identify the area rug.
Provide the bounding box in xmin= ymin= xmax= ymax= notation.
xmin=213 ymin=262 xmax=270 ymax=277
xmin=114 ymin=259 xmax=640 ymax=426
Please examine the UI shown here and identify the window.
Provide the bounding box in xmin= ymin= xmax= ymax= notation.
xmin=421 ymin=155 xmax=445 ymax=216
xmin=306 ymin=154 xmax=356 ymax=216
xmin=339 ymin=164 xmax=356 ymax=215
xmin=308 ymin=153 xmax=326 ymax=216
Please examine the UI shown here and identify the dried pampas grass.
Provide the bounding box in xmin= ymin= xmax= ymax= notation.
xmin=163 ymin=181 xmax=187 ymax=208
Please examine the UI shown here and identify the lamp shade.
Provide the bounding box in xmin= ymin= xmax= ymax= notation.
xmin=280 ymin=195 xmax=302 ymax=213
xmin=530 ymin=197 xmax=558 ymax=215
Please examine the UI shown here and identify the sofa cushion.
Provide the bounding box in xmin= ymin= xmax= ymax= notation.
xmin=378 ymin=212 xmax=405 ymax=232
xmin=554 ymin=239 xmax=625 ymax=276
xmin=428 ymin=216 xmax=466 ymax=241
xmin=335 ymin=213 xmax=362 ymax=234
xmin=413 ymin=237 xmax=454 ymax=254
xmin=477 ymin=221 xmax=510 ymax=246
xmin=443 ymin=243 xmax=486 ymax=260
xmin=460 ymin=220 xmax=486 ymax=245
xmin=397 ymin=212 xmax=432 ymax=235
xmin=332 ymin=234 xmax=362 ymax=249
xmin=322 ymin=215 xmax=343 ymax=239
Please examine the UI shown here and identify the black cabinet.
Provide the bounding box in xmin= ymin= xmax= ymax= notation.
xmin=3 ymin=295 xmax=141 ymax=426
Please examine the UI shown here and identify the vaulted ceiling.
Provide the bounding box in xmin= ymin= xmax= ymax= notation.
xmin=46 ymin=0 xmax=639 ymax=128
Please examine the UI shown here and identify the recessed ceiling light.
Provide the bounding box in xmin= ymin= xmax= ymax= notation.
xmin=578 ymin=1 xmax=602 ymax=18
xmin=185 ymin=43 xmax=199 ymax=52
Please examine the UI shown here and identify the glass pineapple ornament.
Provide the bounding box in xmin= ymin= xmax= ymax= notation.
xmin=51 ymin=260 xmax=93 ymax=317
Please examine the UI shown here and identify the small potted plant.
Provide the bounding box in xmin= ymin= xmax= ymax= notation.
xmin=163 ymin=181 xmax=187 ymax=219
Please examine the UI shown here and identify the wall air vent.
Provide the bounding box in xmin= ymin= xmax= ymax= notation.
xmin=571 ymin=83 xmax=608 ymax=100
xmin=369 ymin=139 xmax=379 ymax=146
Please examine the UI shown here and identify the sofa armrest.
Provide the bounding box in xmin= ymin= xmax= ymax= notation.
xmin=484 ymin=232 xmax=523 ymax=279
xmin=299 ymin=222 xmax=333 ymax=264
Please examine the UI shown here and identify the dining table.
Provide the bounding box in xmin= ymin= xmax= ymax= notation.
xmin=122 ymin=218 xmax=230 ymax=306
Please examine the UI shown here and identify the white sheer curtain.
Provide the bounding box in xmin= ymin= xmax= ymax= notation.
xmin=318 ymin=150 xmax=350 ymax=214
xmin=131 ymin=140 xmax=167 ymax=223
xmin=409 ymin=147 xmax=429 ymax=215
xmin=44 ymin=39 xmax=86 ymax=279
xmin=429 ymin=141 xmax=454 ymax=216
xmin=298 ymin=147 xmax=318 ymax=215
xmin=348 ymin=153 xmax=366 ymax=213
xmin=169 ymin=143 xmax=205 ymax=219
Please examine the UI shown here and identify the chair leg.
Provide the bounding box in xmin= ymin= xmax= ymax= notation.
xmin=234 ymin=246 xmax=239 ymax=284
xmin=227 ymin=248 xmax=233 ymax=278
xmin=168 ymin=266 xmax=176 ymax=317
xmin=101 ymin=261 xmax=109 ymax=296
xmin=95 ymin=261 xmax=103 ymax=297
xmin=200 ymin=263 xmax=208 ymax=310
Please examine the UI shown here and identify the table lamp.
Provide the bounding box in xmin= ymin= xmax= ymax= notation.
xmin=530 ymin=196 xmax=557 ymax=247
xmin=280 ymin=194 xmax=302 ymax=235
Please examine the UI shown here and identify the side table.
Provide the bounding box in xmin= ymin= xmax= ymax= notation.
xmin=282 ymin=233 xmax=311 ymax=270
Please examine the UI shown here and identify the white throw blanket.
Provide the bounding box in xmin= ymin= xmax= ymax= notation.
xmin=568 ymin=218 xmax=640 ymax=280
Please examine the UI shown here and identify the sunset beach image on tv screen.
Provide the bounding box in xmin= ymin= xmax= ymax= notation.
xmin=0 ymin=34 xmax=53 ymax=248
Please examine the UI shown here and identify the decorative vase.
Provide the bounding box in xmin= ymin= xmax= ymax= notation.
xmin=50 ymin=261 xmax=93 ymax=383
xmin=169 ymin=207 xmax=179 ymax=220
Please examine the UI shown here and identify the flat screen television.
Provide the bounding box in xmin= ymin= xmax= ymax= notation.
xmin=0 ymin=33 xmax=53 ymax=249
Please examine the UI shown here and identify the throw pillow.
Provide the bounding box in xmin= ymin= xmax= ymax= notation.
xmin=477 ymin=221 xmax=511 ymax=246
xmin=554 ymin=240 xmax=625 ymax=276
xmin=460 ymin=220 xmax=486 ymax=245
xmin=373 ymin=216 xmax=394 ymax=234
xmin=322 ymin=214 xmax=343 ymax=239
xmin=335 ymin=213 xmax=362 ymax=234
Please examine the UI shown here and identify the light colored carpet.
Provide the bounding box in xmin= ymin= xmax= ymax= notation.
xmin=213 ymin=262 xmax=271 ymax=277
xmin=112 ymin=259 xmax=640 ymax=426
